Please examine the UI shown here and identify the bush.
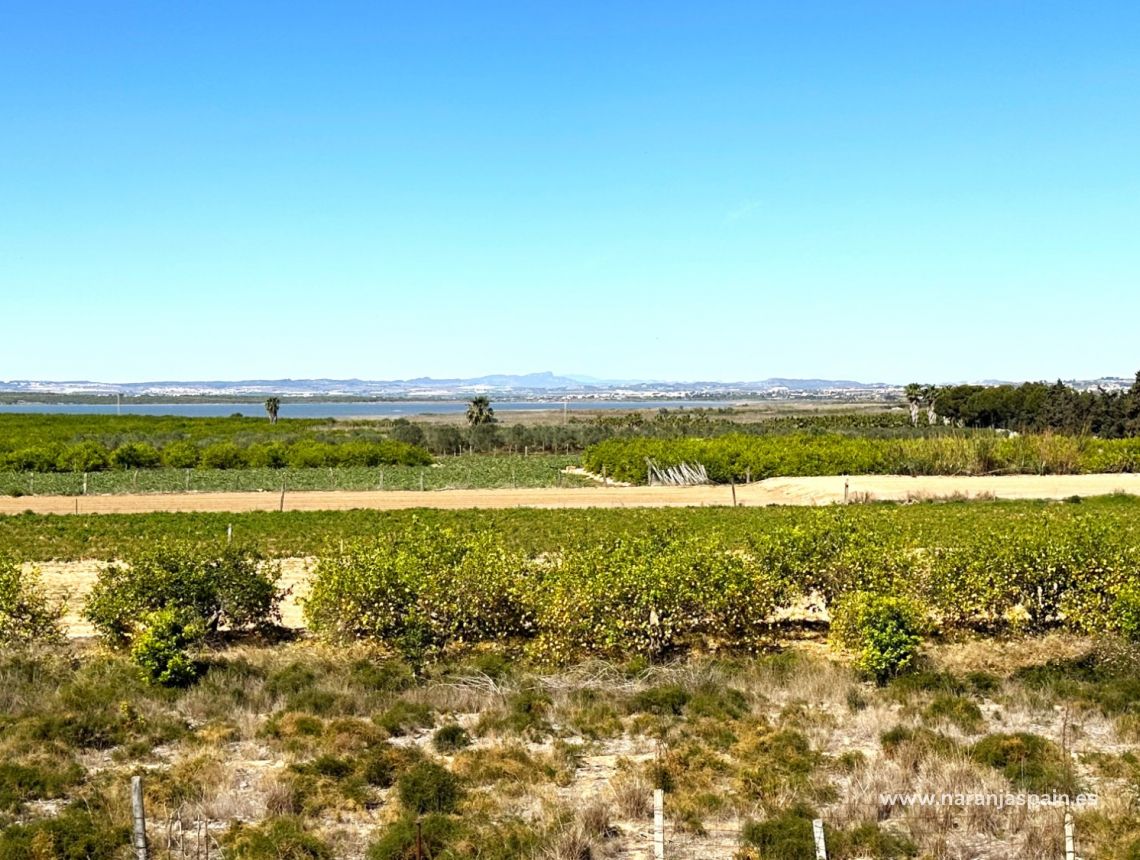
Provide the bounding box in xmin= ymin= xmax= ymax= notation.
xmin=432 ymin=724 xmax=472 ymax=754
xmin=223 ymin=817 xmax=332 ymax=859
xmin=110 ymin=442 xmax=161 ymax=469
xmin=199 ymin=441 xmax=247 ymax=469
xmin=970 ymin=732 xmax=1078 ymax=794
xmin=830 ymin=592 xmax=927 ymax=683
xmin=0 ymin=557 xmax=64 ymax=647
xmin=367 ymin=814 xmax=457 ymax=860
xmin=161 ymin=441 xmax=200 ymax=468
xmin=396 ymin=761 xmax=463 ymax=814
xmin=85 ymin=542 xmax=281 ymax=644
xmin=130 ymin=608 xmax=202 ymax=687
xmin=1115 ymin=584 xmax=1140 ymax=643
xmin=741 ymin=810 xmax=816 ymax=859
xmin=57 ymin=441 xmax=110 ymax=472
xmin=0 ymin=804 xmax=129 ymax=859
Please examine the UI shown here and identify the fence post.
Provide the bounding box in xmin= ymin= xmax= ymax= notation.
xmin=415 ymin=818 xmax=424 ymax=860
xmin=83 ymin=472 xmax=88 ymax=495
xmin=227 ymin=524 xmax=232 ymax=543
xmin=280 ymin=478 xmax=287 ymax=512
xmin=653 ymin=788 xmax=665 ymax=860
xmin=731 ymin=478 xmax=737 ymax=506
xmin=1064 ymin=810 xmax=1075 ymax=860
xmin=812 ymin=818 xmax=827 ymax=859
xmin=131 ymin=775 xmax=148 ymax=860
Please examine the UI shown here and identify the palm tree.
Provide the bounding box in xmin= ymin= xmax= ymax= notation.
xmin=466 ymin=396 xmax=495 ymax=426
xmin=264 ymin=397 xmax=281 ymax=425
xmin=921 ymin=385 xmax=940 ymax=425
xmin=904 ymin=384 xmax=923 ymax=427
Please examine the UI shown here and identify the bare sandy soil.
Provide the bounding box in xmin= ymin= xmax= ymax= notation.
xmin=3 ymin=472 xmax=1139 ymax=516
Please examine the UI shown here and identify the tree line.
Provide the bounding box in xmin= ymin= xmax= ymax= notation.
xmin=907 ymin=372 xmax=1140 ymax=437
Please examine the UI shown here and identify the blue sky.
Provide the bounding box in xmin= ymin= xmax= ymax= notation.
xmin=2 ymin=1 xmax=1138 ymax=384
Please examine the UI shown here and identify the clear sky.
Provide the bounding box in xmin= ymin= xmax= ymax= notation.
xmin=2 ymin=1 xmax=1138 ymax=384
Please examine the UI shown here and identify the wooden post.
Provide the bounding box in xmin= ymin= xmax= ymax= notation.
xmin=745 ymin=467 xmax=750 ymax=484
xmin=379 ymin=469 xmax=384 ymax=490
xmin=279 ymin=478 xmax=287 ymax=512
xmin=602 ymin=465 xmax=607 ymax=486
xmin=415 ymin=818 xmax=424 ymax=860
xmin=652 ymin=788 xmax=665 ymax=860
xmin=83 ymin=472 xmax=88 ymax=495
xmin=227 ymin=524 xmax=232 ymax=543
xmin=131 ymin=775 xmax=148 ymax=860
xmin=730 ymin=479 xmax=737 ymax=506
xmin=74 ymin=498 xmax=79 ymax=514
xmin=1064 ymin=811 xmax=1075 ymax=860
xmin=812 ymin=818 xmax=827 ymax=859
xmin=420 ymin=473 xmax=425 ymax=492
xmin=844 ymin=478 xmax=849 ymax=505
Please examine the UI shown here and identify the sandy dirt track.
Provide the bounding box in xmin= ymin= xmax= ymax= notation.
xmin=2 ymin=473 xmax=1140 ymax=516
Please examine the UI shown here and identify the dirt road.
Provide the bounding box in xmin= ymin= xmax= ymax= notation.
xmin=3 ymin=473 xmax=1139 ymax=516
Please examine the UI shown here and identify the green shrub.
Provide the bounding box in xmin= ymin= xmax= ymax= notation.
xmin=367 ymin=814 xmax=457 ymax=860
xmin=0 ymin=804 xmax=129 ymax=859
xmin=0 ymin=557 xmax=65 ymax=647
xmin=432 ymin=724 xmax=472 ymax=754
xmin=130 ymin=608 xmax=202 ymax=687
xmin=110 ymin=442 xmax=161 ymax=469
xmin=375 ymin=700 xmax=434 ymax=736
xmin=630 ymin=684 xmax=690 ymax=716
xmin=740 ymin=810 xmax=816 ymax=859
xmin=223 ymin=816 xmax=332 ymax=859
xmin=57 ymin=441 xmax=110 ymax=472
xmin=396 ymin=761 xmax=463 ymax=814
xmin=85 ymin=542 xmax=281 ymax=644
xmin=199 ymin=441 xmax=247 ymax=469
xmin=830 ymin=591 xmax=927 ymax=683
xmin=970 ymin=732 xmax=1078 ymax=794
xmin=1115 ymin=584 xmax=1140 ymax=643
xmin=0 ymin=759 xmax=84 ymax=813
xmin=161 ymin=440 xmax=201 ymax=468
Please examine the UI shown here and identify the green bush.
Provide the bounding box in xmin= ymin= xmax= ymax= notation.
xmin=0 ymin=804 xmax=129 ymax=859
xmin=432 ymin=724 xmax=472 ymax=753
xmin=740 ymin=810 xmax=816 ymax=859
xmin=0 ymin=557 xmax=65 ymax=647
xmin=161 ymin=440 xmax=201 ymax=468
xmin=57 ymin=441 xmax=111 ymax=472
xmin=199 ymin=441 xmax=247 ymax=469
xmin=223 ymin=816 xmax=332 ymax=859
xmin=110 ymin=442 xmax=161 ymax=469
xmin=970 ymin=732 xmax=1079 ymax=794
xmin=367 ymin=814 xmax=457 ymax=860
xmin=830 ymin=592 xmax=927 ymax=683
xmin=1115 ymin=584 xmax=1140 ymax=643
xmin=85 ymin=542 xmax=281 ymax=644
xmin=0 ymin=759 xmax=84 ymax=813
xmin=396 ymin=761 xmax=463 ymax=814
xmin=130 ymin=608 xmax=202 ymax=687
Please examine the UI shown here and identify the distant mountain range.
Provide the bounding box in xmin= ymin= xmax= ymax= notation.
xmin=0 ymin=372 xmax=897 ymax=400
xmin=0 ymin=373 xmax=1131 ymax=400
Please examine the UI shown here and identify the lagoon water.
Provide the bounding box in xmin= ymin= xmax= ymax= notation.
xmin=0 ymin=400 xmax=742 ymax=419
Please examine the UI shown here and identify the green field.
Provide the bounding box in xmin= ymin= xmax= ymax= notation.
xmin=0 ymin=453 xmax=586 ymax=497
xmin=3 ymin=493 xmax=1136 ymax=561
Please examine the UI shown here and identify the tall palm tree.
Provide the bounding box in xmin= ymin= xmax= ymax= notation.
xmin=264 ymin=397 xmax=281 ymax=425
xmin=466 ymin=396 xmax=495 ymax=426
xmin=904 ymin=383 xmax=923 ymax=427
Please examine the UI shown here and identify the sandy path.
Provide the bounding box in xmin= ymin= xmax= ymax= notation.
xmin=3 ymin=473 xmax=1140 ymax=516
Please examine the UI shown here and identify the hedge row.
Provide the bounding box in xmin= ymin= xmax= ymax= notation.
xmin=582 ymin=433 xmax=1140 ymax=483
xmin=0 ymin=438 xmax=432 ymax=473
xmin=304 ymin=515 xmax=1140 ymax=661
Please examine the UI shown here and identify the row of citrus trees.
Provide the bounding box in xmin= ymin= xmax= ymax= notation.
xmin=6 ymin=508 xmax=1134 ymax=685
xmin=0 ymin=437 xmax=432 ymax=472
xmin=582 ymin=433 xmax=1140 ymax=482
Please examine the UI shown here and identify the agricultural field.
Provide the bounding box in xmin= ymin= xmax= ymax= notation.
xmin=5 ymin=504 xmax=1140 ymax=858
xmin=584 ymin=434 xmax=1140 ymax=484
xmin=0 ymin=454 xmax=587 ymax=498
